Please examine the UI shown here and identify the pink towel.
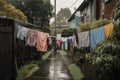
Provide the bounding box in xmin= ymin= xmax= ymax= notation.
xmin=27 ymin=29 xmax=37 ymax=46
xmin=36 ymin=31 xmax=49 ymax=52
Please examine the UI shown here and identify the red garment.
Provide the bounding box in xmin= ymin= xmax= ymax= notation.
xmin=36 ymin=31 xmax=49 ymax=52
xmin=27 ymin=29 xmax=37 ymax=46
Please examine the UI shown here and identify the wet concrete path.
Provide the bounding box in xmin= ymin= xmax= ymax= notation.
xmin=24 ymin=51 xmax=73 ymax=80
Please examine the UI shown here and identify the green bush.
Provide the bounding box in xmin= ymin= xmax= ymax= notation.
xmin=78 ymin=22 xmax=91 ymax=32
xmin=88 ymin=41 xmax=120 ymax=80
xmin=90 ymin=18 xmax=110 ymax=29
xmin=62 ymin=28 xmax=77 ymax=37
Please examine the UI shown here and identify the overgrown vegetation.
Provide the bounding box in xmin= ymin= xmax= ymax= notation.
xmin=78 ymin=18 xmax=110 ymax=32
xmin=88 ymin=2 xmax=120 ymax=80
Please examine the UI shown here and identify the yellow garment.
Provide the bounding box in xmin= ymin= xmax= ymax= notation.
xmin=104 ymin=23 xmax=113 ymax=38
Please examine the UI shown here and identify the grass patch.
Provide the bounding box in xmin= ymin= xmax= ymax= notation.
xmin=17 ymin=51 xmax=52 ymax=80
xmin=42 ymin=51 xmax=51 ymax=61
xmin=17 ymin=64 xmax=38 ymax=80
xmin=25 ymin=65 xmax=39 ymax=78
xmin=59 ymin=50 xmax=67 ymax=55
xmin=68 ymin=64 xmax=84 ymax=80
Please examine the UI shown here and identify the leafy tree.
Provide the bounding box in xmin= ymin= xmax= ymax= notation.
xmin=51 ymin=8 xmax=71 ymax=27
xmin=57 ymin=8 xmax=71 ymax=27
xmin=0 ymin=0 xmax=27 ymax=22
xmin=50 ymin=8 xmax=71 ymax=35
xmin=8 ymin=0 xmax=53 ymax=33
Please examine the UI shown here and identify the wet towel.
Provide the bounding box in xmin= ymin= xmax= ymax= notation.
xmin=78 ymin=31 xmax=90 ymax=48
xmin=90 ymin=27 xmax=105 ymax=48
xmin=27 ymin=29 xmax=37 ymax=46
xmin=17 ymin=25 xmax=29 ymax=40
xmin=36 ymin=31 xmax=49 ymax=52
xmin=104 ymin=23 xmax=113 ymax=38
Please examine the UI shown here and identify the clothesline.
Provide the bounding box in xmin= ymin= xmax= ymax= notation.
xmin=55 ymin=23 xmax=113 ymax=50
xmin=17 ymin=25 xmax=49 ymax=52
xmin=77 ymin=23 xmax=113 ymax=48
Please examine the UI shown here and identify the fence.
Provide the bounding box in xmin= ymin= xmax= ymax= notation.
xmin=0 ymin=17 xmax=43 ymax=80
xmin=0 ymin=18 xmax=16 ymax=80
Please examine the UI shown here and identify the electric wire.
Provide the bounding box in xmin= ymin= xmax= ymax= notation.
xmin=69 ymin=0 xmax=79 ymax=9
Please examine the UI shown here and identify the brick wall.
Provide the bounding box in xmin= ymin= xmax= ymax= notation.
xmin=104 ymin=0 xmax=117 ymax=19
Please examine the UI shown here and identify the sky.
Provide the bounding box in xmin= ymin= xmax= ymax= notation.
xmin=50 ymin=0 xmax=84 ymax=14
xmin=50 ymin=0 xmax=84 ymax=23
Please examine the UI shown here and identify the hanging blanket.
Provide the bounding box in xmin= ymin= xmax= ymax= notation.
xmin=90 ymin=27 xmax=105 ymax=48
xmin=36 ymin=31 xmax=49 ymax=52
xmin=104 ymin=23 xmax=113 ymax=38
xmin=78 ymin=31 xmax=90 ymax=48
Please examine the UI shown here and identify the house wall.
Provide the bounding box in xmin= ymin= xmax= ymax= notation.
xmin=94 ymin=0 xmax=117 ymax=20
xmin=80 ymin=2 xmax=91 ymax=23
xmin=90 ymin=0 xmax=94 ymax=22
xmin=104 ymin=0 xmax=118 ymax=19
xmin=69 ymin=19 xmax=77 ymax=28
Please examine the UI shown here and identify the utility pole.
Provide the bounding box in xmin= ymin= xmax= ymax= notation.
xmin=54 ymin=0 xmax=57 ymax=57
xmin=54 ymin=0 xmax=56 ymax=35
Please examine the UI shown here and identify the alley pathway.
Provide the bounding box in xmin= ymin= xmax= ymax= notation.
xmin=24 ymin=51 xmax=73 ymax=80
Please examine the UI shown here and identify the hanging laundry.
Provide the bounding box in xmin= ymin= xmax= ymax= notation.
xmin=78 ymin=31 xmax=90 ymax=48
xmin=17 ymin=25 xmax=29 ymax=40
xmin=51 ymin=37 xmax=56 ymax=48
xmin=67 ymin=37 xmax=72 ymax=50
xmin=56 ymin=37 xmax=62 ymax=46
xmin=71 ymin=36 xmax=77 ymax=47
xmin=27 ymin=29 xmax=37 ymax=46
xmin=104 ymin=23 xmax=113 ymax=38
xmin=48 ymin=37 xmax=52 ymax=45
xmin=90 ymin=27 xmax=105 ymax=48
xmin=62 ymin=37 xmax=68 ymax=50
xmin=56 ymin=34 xmax=62 ymax=46
xmin=75 ymin=33 xmax=79 ymax=45
xmin=36 ymin=31 xmax=49 ymax=52
xmin=67 ymin=37 xmax=72 ymax=44
xmin=65 ymin=41 xmax=68 ymax=50
xmin=57 ymin=34 xmax=61 ymax=38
